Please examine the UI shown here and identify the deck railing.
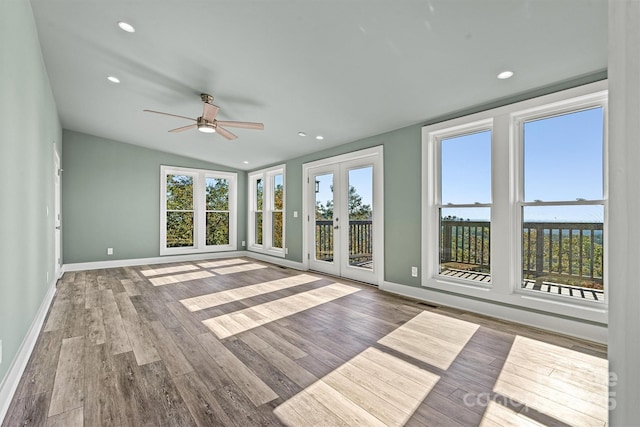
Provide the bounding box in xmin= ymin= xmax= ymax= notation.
xmin=440 ymin=220 xmax=604 ymax=287
xmin=314 ymin=219 xmax=604 ymax=288
xmin=315 ymin=219 xmax=372 ymax=263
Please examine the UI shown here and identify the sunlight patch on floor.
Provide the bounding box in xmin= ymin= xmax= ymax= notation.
xmin=274 ymin=347 xmax=440 ymax=427
xmin=148 ymin=270 xmax=213 ymax=286
xmin=203 ymin=283 xmax=359 ymax=339
xmin=180 ymin=274 xmax=320 ymax=311
xmin=491 ymin=335 xmax=608 ymax=427
xmin=478 ymin=401 xmax=542 ymax=427
xmin=197 ymin=258 xmax=250 ymax=269
xmin=140 ymin=264 xmax=200 ymax=277
xmin=209 ymin=262 xmax=268 ymax=275
xmin=377 ymin=310 xmax=479 ymax=370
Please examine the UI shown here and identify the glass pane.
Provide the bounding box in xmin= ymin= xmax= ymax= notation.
xmin=441 ymin=130 xmax=491 ymax=204
xmin=206 ymin=178 xmax=229 ymax=210
xmin=348 ymin=167 xmax=373 ymax=269
xmin=272 ymin=212 xmax=283 ymax=249
xmin=439 ymin=207 xmax=491 ymax=282
xmin=206 ymin=212 xmax=229 ymax=246
xmin=524 ymin=107 xmax=603 ymax=202
xmin=255 ymin=212 xmax=263 ymax=245
xmin=166 ymin=174 xmax=193 ymax=210
xmin=166 ymin=211 xmax=194 ymax=247
xmin=256 ymin=178 xmax=264 ymax=211
xmin=315 ymin=173 xmax=333 ymax=261
xmin=522 ymin=205 xmax=604 ymax=302
xmin=273 ymin=174 xmax=284 ymax=210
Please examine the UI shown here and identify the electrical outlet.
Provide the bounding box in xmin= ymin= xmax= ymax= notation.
xmin=107 ymin=247 xmax=113 ymax=255
xmin=285 ymin=248 xmax=289 ymax=255
xmin=293 ymin=211 xmax=298 ymax=218
xmin=242 ymin=241 xmax=246 ymax=247
xmin=411 ymin=266 xmax=418 ymax=277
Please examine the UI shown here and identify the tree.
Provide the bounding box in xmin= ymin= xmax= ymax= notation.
xmin=166 ymin=174 xmax=194 ymax=247
xmin=205 ymin=178 xmax=230 ymax=246
xmin=315 ymin=185 xmax=371 ymax=220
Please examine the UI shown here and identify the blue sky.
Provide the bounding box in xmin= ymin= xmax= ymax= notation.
xmin=442 ymin=107 xmax=604 ymax=222
xmin=314 ymin=107 xmax=604 ymax=223
xmin=315 ymin=166 xmax=373 ymax=214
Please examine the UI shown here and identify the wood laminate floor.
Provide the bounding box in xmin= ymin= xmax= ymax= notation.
xmin=2 ymin=257 xmax=608 ymax=426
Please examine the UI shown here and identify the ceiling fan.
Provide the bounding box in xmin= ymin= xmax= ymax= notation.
xmin=143 ymin=93 xmax=264 ymax=140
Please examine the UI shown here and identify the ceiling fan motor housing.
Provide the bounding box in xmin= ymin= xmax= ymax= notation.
xmin=197 ymin=116 xmax=216 ymax=133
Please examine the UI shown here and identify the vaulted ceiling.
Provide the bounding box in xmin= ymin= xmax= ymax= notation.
xmin=30 ymin=0 xmax=607 ymax=170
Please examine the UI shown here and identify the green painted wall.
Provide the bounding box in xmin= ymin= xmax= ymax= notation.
xmin=0 ymin=0 xmax=62 ymax=385
xmin=62 ymin=130 xmax=247 ymax=263
xmin=273 ymin=73 xmax=608 ymax=288
xmin=280 ymin=125 xmax=423 ymax=287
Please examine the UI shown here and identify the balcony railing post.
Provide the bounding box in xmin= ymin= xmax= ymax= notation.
xmin=535 ymin=224 xmax=545 ymax=281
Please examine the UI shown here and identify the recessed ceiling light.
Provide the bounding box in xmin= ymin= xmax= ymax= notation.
xmin=497 ymin=70 xmax=514 ymax=80
xmin=315 ymin=135 xmax=324 ymax=140
xmin=118 ymin=21 xmax=135 ymax=33
xmin=243 ymin=161 xmax=249 ymax=164
xmin=107 ymin=76 xmax=120 ymax=83
xmin=298 ymin=132 xmax=307 ymax=137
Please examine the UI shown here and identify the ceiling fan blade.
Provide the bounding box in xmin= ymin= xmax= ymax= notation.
xmin=202 ymin=103 xmax=220 ymax=122
xmin=215 ymin=126 xmax=237 ymax=140
xmin=215 ymin=121 xmax=264 ymax=130
xmin=169 ymin=124 xmax=197 ymax=133
xmin=143 ymin=110 xmax=196 ymax=122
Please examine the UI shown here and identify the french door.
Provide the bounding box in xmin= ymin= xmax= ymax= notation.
xmin=304 ymin=147 xmax=383 ymax=285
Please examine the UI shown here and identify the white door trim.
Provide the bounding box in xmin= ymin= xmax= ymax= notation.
xmin=302 ymin=146 xmax=384 ymax=285
xmin=54 ymin=145 xmax=62 ymax=278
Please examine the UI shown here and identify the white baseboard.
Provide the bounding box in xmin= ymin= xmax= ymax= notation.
xmin=62 ymin=251 xmax=249 ymax=272
xmin=381 ymin=280 xmax=607 ymax=344
xmin=245 ymin=252 xmax=305 ymax=271
xmin=62 ymin=251 xmax=306 ymax=274
xmin=0 ymin=279 xmax=57 ymax=424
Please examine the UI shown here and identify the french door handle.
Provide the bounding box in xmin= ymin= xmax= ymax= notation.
xmin=334 ymin=225 xmax=339 ymax=230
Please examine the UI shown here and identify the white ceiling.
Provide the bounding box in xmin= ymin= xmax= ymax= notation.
xmin=30 ymin=0 xmax=607 ymax=171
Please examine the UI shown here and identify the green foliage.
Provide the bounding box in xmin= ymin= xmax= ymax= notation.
xmin=272 ymin=183 xmax=284 ymax=248
xmin=165 ymin=175 xmax=231 ymax=248
xmin=315 ymin=185 xmax=372 ymax=220
xmin=254 ymin=181 xmax=284 ymax=248
xmin=439 ymin=220 xmax=605 ymax=290
xmin=166 ymin=174 xmax=194 ymax=247
xmin=205 ymin=178 xmax=230 ymax=246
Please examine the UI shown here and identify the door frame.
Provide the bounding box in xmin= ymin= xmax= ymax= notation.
xmin=302 ymin=146 xmax=384 ymax=285
xmin=54 ymin=145 xmax=62 ymax=279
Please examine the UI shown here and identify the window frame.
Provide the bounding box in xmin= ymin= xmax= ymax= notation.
xmin=160 ymin=165 xmax=237 ymax=256
xmin=248 ymin=165 xmax=286 ymax=258
xmin=425 ymin=119 xmax=494 ymax=288
xmin=422 ymin=80 xmax=608 ymax=323
xmin=512 ymin=94 xmax=608 ymax=303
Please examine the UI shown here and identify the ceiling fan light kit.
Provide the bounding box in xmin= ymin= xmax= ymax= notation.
xmin=143 ymin=93 xmax=264 ymax=140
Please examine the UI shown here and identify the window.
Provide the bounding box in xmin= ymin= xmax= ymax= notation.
xmin=516 ymin=105 xmax=605 ymax=301
xmin=161 ymin=166 xmax=237 ymax=255
xmin=423 ymin=81 xmax=608 ymax=320
xmin=249 ymin=165 xmax=285 ymax=257
xmin=438 ymin=127 xmax=492 ymax=284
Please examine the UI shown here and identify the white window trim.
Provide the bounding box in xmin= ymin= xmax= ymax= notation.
xmin=421 ymin=80 xmax=608 ymax=324
xmin=512 ymin=93 xmax=608 ymax=303
xmin=160 ymin=165 xmax=237 ymax=256
xmin=248 ymin=165 xmax=286 ymax=258
xmin=426 ymin=118 xmax=494 ymax=289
